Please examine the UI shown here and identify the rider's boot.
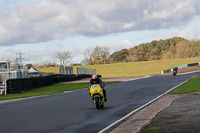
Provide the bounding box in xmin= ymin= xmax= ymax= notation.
xmin=89 ymin=92 xmax=94 ymax=103
xmin=103 ymin=90 xmax=107 ymax=102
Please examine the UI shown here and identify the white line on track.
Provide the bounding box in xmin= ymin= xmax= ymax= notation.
xmin=123 ymin=76 xmax=151 ymax=82
xmin=98 ymin=74 xmax=197 ymax=133
xmin=177 ymin=70 xmax=200 ymax=75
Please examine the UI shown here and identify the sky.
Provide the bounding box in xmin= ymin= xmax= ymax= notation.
xmin=0 ymin=0 xmax=200 ymax=65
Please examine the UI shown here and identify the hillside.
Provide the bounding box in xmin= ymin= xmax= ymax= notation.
xmin=109 ymin=37 xmax=200 ymax=63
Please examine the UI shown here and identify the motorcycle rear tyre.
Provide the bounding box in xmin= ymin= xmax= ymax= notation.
xmin=95 ymin=97 xmax=100 ymax=109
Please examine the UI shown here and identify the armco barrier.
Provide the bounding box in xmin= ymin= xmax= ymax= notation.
xmin=162 ymin=62 xmax=200 ymax=74
xmin=54 ymin=75 xmax=79 ymax=83
xmin=54 ymin=74 xmax=102 ymax=83
xmin=77 ymin=74 xmax=101 ymax=79
xmin=172 ymin=62 xmax=200 ymax=71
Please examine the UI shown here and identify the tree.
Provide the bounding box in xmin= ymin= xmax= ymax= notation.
xmin=136 ymin=44 xmax=147 ymax=61
xmin=176 ymin=41 xmax=191 ymax=58
xmin=55 ymin=51 xmax=72 ymax=66
xmin=110 ymin=50 xmax=128 ymax=63
xmin=90 ymin=46 xmax=110 ymax=65
xmin=101 ymin=46 xmax=110 ymax=64
xmin=14 ymin=58 xmax=19 ymax=64
xmin=162 ymin=45 xmax=176 ymax=59
xmin=39 ymin=57 xmax=57 ymax=67
xmin=82 ymin=48 xmax=92 ymax=65
xmin=90 ymin=46 xmax=102 ymax=65
xmin=190 ymin=41 xmax=200 ymax=57
xmin=25 ymin=64 xmax=33 ymax=69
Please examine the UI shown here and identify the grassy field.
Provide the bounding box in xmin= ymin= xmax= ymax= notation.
xmin=36 ymin=58 xmax=200 ymax=78
xmin=36 ymin=67 xmax=60 ymax=74
xmin=0 ymin=81 xmax=119 ymax=100
xmin=171 ymin=74 xmax=200 ymax=94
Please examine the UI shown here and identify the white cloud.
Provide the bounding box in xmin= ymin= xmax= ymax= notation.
xmin=105 ymin=39 xmax=134 ymax=53
xmin=158 ymin=27 xmax=199 ymax=40
xmin=0 ymin=49 xmax=17 ymax=61
xmin=123 ymin=22 xmax=137 ymax=30
xmin=0 ymin=0 xmax=200 ymax=46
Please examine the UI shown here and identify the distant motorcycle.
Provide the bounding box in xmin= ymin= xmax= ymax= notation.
xmin=89 ymin=84 xmax=105 ymax=109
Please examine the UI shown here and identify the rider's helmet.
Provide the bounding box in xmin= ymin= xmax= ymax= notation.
xmin=91 ymin=74 xmax=98 ymax=83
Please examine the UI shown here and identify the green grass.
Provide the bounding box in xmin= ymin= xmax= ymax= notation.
xmin=35 ymin=57 xmax=200 ymax=78
xmin=171 ymin=74 xmax=200 ymax=94
xmin=35 ymin=67 xmax=60 ymax=74
xmin=0 ymin=81 xmax=119 ymax=100
xmin=147 ymin=126 xmax=162 ymax=133
xmin=83 ymin=58 xmax=200 ymax=77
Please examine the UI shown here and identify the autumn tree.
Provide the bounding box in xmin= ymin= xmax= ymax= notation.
xmin=190 ymin=41 xmax=200 ymax=57
xmin=90 ymin=46 xmax=110 ymax=65
xmin=101 ymin=46 xmax=110 ymax=64
xmin=110 ymin=49 xmax=128 ymax=63
xmin=125 ymin=48 xmax=138 ymax=62
xmin=84 ymin=37 xmax=200 ymax=64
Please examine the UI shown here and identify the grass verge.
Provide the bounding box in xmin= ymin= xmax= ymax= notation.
xmin=171 ymin=74 xmax=200 ymax=94
xmin=0 ymin=81 xmax=120 ymax=100
xmin=147 ymin=126 xmax=162 ymax=133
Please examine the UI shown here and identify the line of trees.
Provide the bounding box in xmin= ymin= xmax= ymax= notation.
xmin=81 ymin=46 xmax=110 ymax=65
xmin=34 ymin=37 xmax=200 ymax=67
xmin=33 ymin=51 xmax=72 ymax=68
xmin=81 ymin=37 xmax=200 ymax=65
xmin=127 ymin=37 xmax=200 ymax=61
xmin=108 ymin=37 xmax=200 ymax=63
xmin=82 ymin=37 xmax=200 ymax=65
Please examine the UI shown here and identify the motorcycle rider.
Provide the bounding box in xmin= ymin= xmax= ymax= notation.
xmin=89 ymin=74 xmax=107 ymax=102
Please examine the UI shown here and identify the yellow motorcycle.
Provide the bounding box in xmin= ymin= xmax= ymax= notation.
xmin=89 ymin=84 xmax=105 ymax=109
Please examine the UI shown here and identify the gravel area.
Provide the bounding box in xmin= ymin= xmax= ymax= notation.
xmin=140 ymin=94 xmax=200 ymax=133
xmin=110 ymin=94 xmax=200 ymax=133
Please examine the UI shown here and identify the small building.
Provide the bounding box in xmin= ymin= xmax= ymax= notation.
xmin=0 ymin=60 xmax=11 ymax=83
xmin=0 ymin=60 xmax=11 ymax=95
xmin=0 ymin=60 xmax=28 ymax=86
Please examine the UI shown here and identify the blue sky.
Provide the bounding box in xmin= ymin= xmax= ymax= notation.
xmin=0 ymin=0 xmax=200 ymax=65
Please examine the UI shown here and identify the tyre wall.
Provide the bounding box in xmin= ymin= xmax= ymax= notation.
xmin=6 ymin=74 xmax=101 ymax=94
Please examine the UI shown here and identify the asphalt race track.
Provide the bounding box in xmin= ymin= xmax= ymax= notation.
xmin=0 ymin=72 xmax=200 ymax=133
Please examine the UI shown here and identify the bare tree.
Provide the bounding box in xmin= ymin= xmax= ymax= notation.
xmin=82 ymin=48 xmax=92 ymax=65
xmin=55 ymin=51 xmax=72 ymax=66
xmin=39 ymin=57 xmax=57 ymax=67
xmin=14 ymin=58 xmax=19 ymax=64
